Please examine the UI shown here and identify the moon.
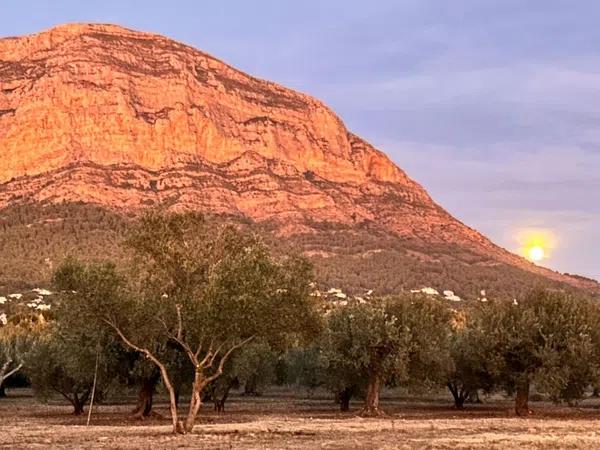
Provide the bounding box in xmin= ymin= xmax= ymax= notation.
xmin=528 ymin=245 xmax=545 ymax=263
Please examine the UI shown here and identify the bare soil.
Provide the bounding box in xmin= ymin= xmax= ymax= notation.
xmin=1 ymin=389 xmax=600 ymax=449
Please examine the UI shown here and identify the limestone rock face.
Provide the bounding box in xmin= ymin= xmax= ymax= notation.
xmin=0 ymin=24 xmax=407 ymax=185
xmin=0 ymin=24 xmax=595 ymax=290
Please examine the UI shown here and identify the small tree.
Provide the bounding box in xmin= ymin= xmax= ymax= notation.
xmin=320 ymin=342 xmax=365 ymax=412
xmin=321 ymin=295 xmax=452 ymax=416
xmin=396 ymin=294 xmax=454 ymax=394
xmin=284 ymin=347 xmax=325 ymax=395
xmin=321 ymin=300 xmax=408 ymax=416
xmin=25 ymin=328 xmax=119 ymax=415
xmin=53 ymin=212 xmax=321 ymax=434
xmin=233 ymin=340 xmax=278 ymax=397
xmin=475 ymin=290 xmax=597 ymax=415
xmin=446 ymin=315 xmax=495 ymax=409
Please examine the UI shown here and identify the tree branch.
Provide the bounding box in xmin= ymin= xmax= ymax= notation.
xmin=102 ymin=319 xmax=162 ymax=367
xmin=0 ymin=360 xmax=22 ymax=385
xmin=194 ymin=335 xmax=207 ymax=360
xmin=52 ymin=386 xmax=75 ymax=404
xmin=198 ymin=339 xmax=215 ymax=367
xmin=168 ymin=331 xmax=198 ymax=366
xmin=204 ymin=336 xmax=255 ymax=384
xmin=175 ymin=304 xmax=183 ymax=341
xmin=0 ymin=359 xmax=13 ymax=376
xmin=1 ymin=362 xmax=23 ymax=382
xmin=207 ymin=341 xmax=227 ymax=368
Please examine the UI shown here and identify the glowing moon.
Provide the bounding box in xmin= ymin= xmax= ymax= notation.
xmin=515 ymin=228 xmax=555 ymax=264
xmin=527 ymin=245 xmax=545 ymax=263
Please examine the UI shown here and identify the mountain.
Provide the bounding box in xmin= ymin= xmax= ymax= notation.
xmin=0 ymin=24 xmax=597 ymax=297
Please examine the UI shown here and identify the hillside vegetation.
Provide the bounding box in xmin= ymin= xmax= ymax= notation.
xmin=0 ymin=202 xmax=589 ymax=301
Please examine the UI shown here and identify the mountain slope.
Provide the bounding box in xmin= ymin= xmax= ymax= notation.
xmin=0 ymin=23 xmax=597 ymax=295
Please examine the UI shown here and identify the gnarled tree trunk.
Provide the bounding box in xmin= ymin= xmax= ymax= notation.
xmin=447 ymin=382 xmax=469 ymax=410
xmin=111 ymin=325 xmax=184 ymax=433
xmin=515 ymin=378 xmax=532 ymax=416
xmin=181 ymin=337 xmax=254 ymax=433
xmin=184 ymin=370 xmax=206 ymax=433
xmin=338 ymin=386 xmax=354 ymax=412
xmin=361 ymin=372 xmax=383 ymax=416
xmin=214 ymin=383 xmax=232 ymax=413
xmin=131 ymin=373 xmax=159 ymax=419
xmin=73 ymin=397 xmax=85 ymax=416
xmin=71 ymin=389 xmax=90 ymax=416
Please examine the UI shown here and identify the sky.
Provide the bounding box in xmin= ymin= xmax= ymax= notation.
xmin=2 ymin=0 xmax=599 ymax=280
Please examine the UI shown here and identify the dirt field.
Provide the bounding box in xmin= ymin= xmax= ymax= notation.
xmin=1 ymin=389 xmax=600 ymax=449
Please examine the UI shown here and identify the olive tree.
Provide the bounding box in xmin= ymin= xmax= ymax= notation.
xmin=321 ymin=294 xmax=452 ymax=415
xmin=53 ymin=212 xmax=320 ymax=434
xmin=25 ymin=327 xmax=120 ymax=415
xmin=474 ymin=290 xmax=597 ymax=415
xmin=320 ymin=341 xmax=365 ymax=412
xmin=26 ymin=268 xmax=137 ymax=417
xmin=446 ymin=314 xmax=495 ymax=409
xmin=231 ymin=340 xmax=278 ymax=397
xmin=51 ymin=259 xmax=178 ymax=419
xmin=283 ymin=347 xmax=325 ymax=394
xmin=0 ymin=316 xmax=42 ymax=394
xmin=321 ymin=300 xmax=407 ymax=415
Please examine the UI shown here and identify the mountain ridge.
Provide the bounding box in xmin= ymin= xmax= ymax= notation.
xmin=0 ymin=23 xmax=597 ymax=293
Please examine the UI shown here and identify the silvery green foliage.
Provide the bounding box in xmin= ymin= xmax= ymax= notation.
xmin=320 ymin=295 xmax=453 ymax=402
xmin=51 ymin=212 xmax=321 ymax=432
xmin=472 ymin=290 xmax=598 ymax=403
xmin=0 ymin=317 xmax=41 ymax=391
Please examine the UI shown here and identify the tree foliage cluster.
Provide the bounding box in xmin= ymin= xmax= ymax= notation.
xmin=300 ymin=289 xmax=600 ymax=416
xmin=43 ymin=211 xmax=319 ymax=433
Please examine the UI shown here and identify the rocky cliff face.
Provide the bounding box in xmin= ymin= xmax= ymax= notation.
xmin=0 ymin=24 xmax=595 ymax=291
xmin=0 ymin=24 xmax=405 ymax=184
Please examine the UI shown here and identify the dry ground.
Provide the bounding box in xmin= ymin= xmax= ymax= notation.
xmin=1 ymin=389 xmax=600 ymax=449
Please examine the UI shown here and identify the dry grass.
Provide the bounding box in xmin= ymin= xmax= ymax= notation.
xmin=1 ymin=389 xmax=600 ymax=449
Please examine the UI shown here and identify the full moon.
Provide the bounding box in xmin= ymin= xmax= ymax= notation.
xmin=517 ymin=229 xmax=555 ymax=265
xmin=528 ymin=245 xmax=545 ymax=263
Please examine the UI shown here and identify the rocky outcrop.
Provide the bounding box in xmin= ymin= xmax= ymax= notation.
xmin=0 ymin=24 xmax=408 ymax=185
xmin=0 ymin=24 xmax=596 ymax=291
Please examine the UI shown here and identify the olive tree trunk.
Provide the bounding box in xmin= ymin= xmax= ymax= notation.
xmin=338 ymin=387 xmax=353 ymax=412
xmin=447 ymin=382 xmax=469 ymax=410
xmin=515 ymin=378 xmax=532 ymax=416
xmin=111 ymin=326 xmax=184 ymax=433
xmin=361 ymin=372 xmax=383 ymax=416
xmin=70 ymin=389 xmax=91 ymax=416
xmin=131 ymin=373 xmax=159 ymax=419
xmin=72 ymin=393 xmax=87 ymax=416
xmin=184 ymin=370 xmax=206 ymax=433
xmin=214 ymin=382 xmax=234 ymax=413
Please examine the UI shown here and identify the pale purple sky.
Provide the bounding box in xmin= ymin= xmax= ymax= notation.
xmin=3 ymin=1 xmax=599 ymax=280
